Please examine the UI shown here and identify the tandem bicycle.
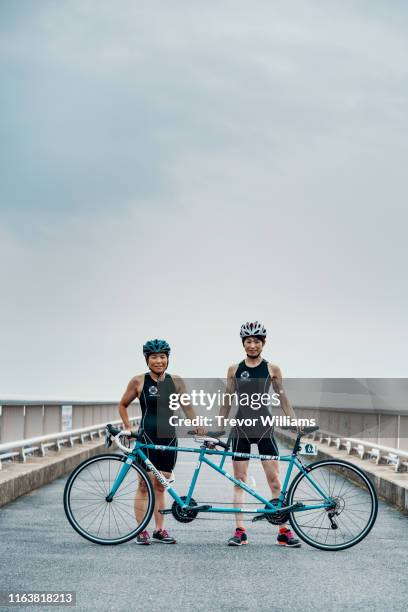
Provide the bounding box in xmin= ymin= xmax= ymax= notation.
xmin=63 ymin=424 xmax=378 ymax=551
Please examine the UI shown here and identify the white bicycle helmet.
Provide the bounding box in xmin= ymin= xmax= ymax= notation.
xmin=239 ymin=321 xmax=267 ymax=338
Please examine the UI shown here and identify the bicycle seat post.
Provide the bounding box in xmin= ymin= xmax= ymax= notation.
xmin=292 ymin=432 xmax=302 ymax=455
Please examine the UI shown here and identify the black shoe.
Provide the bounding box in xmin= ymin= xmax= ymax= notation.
xmin=228 ymin=528 xmax=248 ymax=546
xmin=152 ymin=529 xmax=177 ymax=544
xmin=276 ymin=528 xmax=301 ymax=547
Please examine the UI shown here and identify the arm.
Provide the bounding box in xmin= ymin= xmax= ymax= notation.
xmin=269 ymin=364 xmax=297 ymax=421
xmin=118 ymin=375 xmax=143 ymax=430
xmin=218 ymin=365 xmax=237 ymax=421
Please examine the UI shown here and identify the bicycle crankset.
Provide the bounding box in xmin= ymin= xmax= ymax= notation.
xmin=171 ymin=496 xmax=198 ymax=523
xmin=264 ymin=498 xmax=290 ymax=525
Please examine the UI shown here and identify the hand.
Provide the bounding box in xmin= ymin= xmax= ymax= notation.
xmin=195 ymin=427 xmax=207 ymax=436
xmin=122 ymin=427 xmax=137 ymax=437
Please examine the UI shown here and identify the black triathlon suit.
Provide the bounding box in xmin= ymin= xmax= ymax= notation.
xmin=231 ymin=359 xmax=279 ymax=461
xmin=138 ymin=372 xmax=178 ymax=473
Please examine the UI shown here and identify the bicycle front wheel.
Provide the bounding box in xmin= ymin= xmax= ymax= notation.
xmin=287 ymin=459 xmax=378 ymax=551
xmin=63 ymin=453 xmax=155 ymax=545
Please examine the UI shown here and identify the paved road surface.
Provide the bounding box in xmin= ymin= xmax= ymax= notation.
xmin=1 ymin=443 xmax=407 ymax=611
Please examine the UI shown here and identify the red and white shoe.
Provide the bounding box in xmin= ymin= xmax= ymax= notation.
xmin=135 ymin=530 xmax=151 ymax=545
xmin=228 ymin=527 xmax=248 ymax=546
xmin=276 ymin=527 xmax=301 ymax=547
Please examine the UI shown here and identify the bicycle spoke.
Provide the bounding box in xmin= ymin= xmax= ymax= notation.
xmin=84 ymin=467 xmax=107 ymax=497
xmin=72 ymin=499 xmax=105 ymax=513
xmin=75 ymin=500 xmax=105 ymax=521
xmin=112 ymin=502 xmax=137 ymax=523
xmin=97 ymin=504 xmax=108 ymax=536
xmin=65 ymin=456 xmax=154 ymax=543
xmin=114 ymin=475 xmax=139 ymax=495
xmin=96 ymin=461 xmax=108 ymax=495
xmin=84 ymin=501 xmax=107 ymax=533
xmin=113 ymin=484 xmax=139 ymax=499
xmin=289 ymin=460 xmax=377 ymax=550
xmin=110 ymin=504 xmax=122 ymax=535
xmin=345 ymin=507 xmax=370 ymax=514
xmin=301 ymin=510 xmax=326 ymax=531
xmin=71 ymin=487 xmax=104 ymax=499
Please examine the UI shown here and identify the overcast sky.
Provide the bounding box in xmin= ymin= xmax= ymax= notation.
xmin=1 ymin=0 xmax=407 ymax=400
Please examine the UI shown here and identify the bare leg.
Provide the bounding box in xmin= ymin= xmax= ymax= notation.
xmin=232 ymin=460 xmax=249 ymax=529
xmin=149 ymin=471 xmax=171 ymax=531
xmin=134 ymin=470 xmax=171 ymax=530
xmin=135 ymin=476 xmax=149 ymax=525
xmin=261 ymin=459 xmax=289 ymax=530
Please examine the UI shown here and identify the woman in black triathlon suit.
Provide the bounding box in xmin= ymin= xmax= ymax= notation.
xmin=118 ymin=339 xmax=200 ymax=545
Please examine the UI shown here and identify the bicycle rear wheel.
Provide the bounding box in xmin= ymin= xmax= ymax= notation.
xmin=63 ymin=453 xmax=155 ymax=544
xmin=287 ymin=459 xmax=378 ymax=551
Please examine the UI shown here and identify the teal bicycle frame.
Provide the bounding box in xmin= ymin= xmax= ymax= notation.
xmin=106 ymin=438 xmax=334 ymax=516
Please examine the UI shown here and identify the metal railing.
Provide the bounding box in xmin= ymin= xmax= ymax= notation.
xmin=277 ymin=425 xmax=408 ymax=473
xmin=285 ymin=378 xmax=408 ymax=452
xmin=0 ymin=417 xmax=140 ymax=470
xmin=310 ymin=428 xmax=408 ymax=472
xmin=0 ymin=400 xmax=140 ymax=444
xmin=1 ymin=382 xmax=407 ymax=475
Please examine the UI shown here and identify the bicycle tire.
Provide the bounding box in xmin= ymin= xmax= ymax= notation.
xmin=287 ymin=458 xmax=378 ymax=551
xmin=63 ymin=453 xmax=155 ymax=545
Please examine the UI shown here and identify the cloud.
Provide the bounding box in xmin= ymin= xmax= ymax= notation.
xmin=1 ymin=0 xmax=407 ymax=397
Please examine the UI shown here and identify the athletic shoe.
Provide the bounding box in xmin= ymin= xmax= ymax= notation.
xmin=228 ymin=528 xmax=248 ymax=546
xmin=276 ymin=527 xmax=301 ymax=547
xmin=136 ymin=530 xmax=151 ymax=545
xmin=152 ymin=529 xmax=177 ymax=544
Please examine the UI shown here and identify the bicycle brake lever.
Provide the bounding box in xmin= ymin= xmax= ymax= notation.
xmin=104 ymin=431 xmax=112 ymax=448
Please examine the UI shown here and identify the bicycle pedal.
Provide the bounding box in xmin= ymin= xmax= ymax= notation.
xmin=158 ymin=509 xmax=173 ymax=515
xmin=252 ymin=514 xmax=267 ymax=522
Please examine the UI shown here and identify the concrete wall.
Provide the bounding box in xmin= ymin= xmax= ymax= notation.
xmin=293 ymin=406 xmax=408 ymax=451
xmin=0 ymin=401 xmax=140 ymax=444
